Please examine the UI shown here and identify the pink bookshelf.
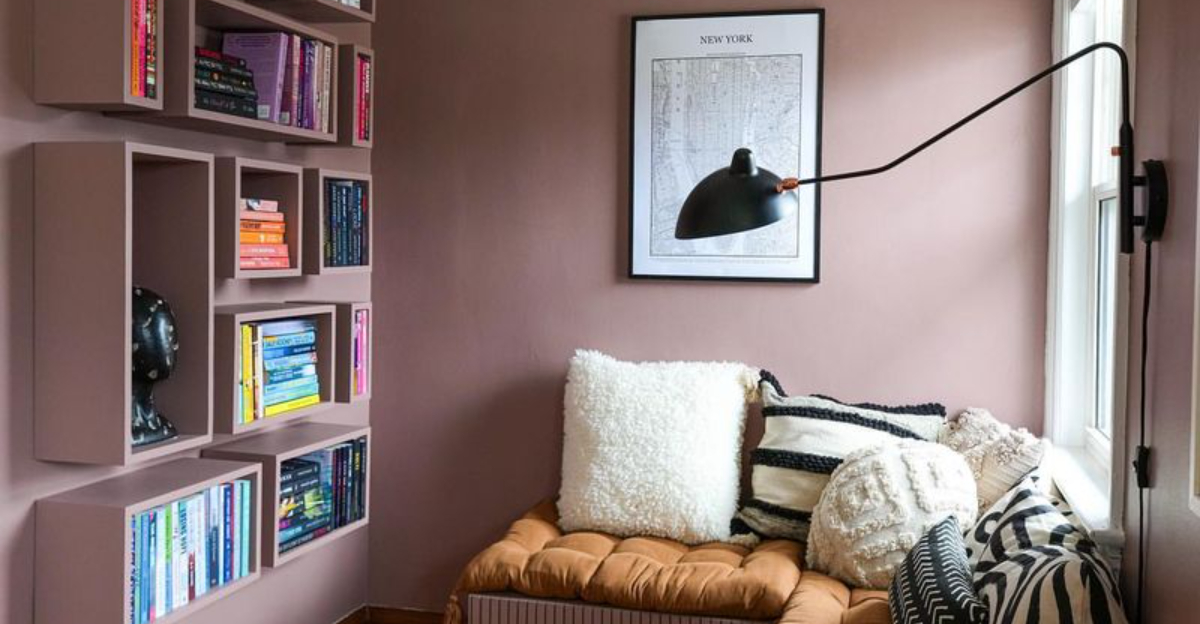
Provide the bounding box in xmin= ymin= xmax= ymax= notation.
xmin=34 ymin=142 xmax=214 ymax=465
xmin=216 ymin=157 xmax=304 ymax=279
xmin=35 ymin=0 xmax=165 ymax=111
xmin=202 ymin=423 xmax=371 ymax=567
xmin=214 ymin=303 xmax=336 ymax=435
xmin=35 ymin=458 xmax=262 ymax=624
xmin=303 ymin=168 xmax=373 ymax=275
xmin=144 ymin=0 xmax=339 ymax=143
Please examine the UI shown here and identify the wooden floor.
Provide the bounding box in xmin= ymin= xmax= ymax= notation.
xmin=337 ymin=606 xmax=443 ymax=624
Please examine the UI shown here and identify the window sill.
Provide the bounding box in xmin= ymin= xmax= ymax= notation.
xmin=1050 ymin=444 xmax=1125 ymax=575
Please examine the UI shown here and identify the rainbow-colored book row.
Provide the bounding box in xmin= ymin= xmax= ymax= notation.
xmin=129 ymin=0 xmax=158 ymax=98
xmin=239 ymin=318 xmax=321 ymax=424
xmin=127 ymin=480 xmax=252 ymax=624
xmin=352 ymin=309 xmax=369 ymax=397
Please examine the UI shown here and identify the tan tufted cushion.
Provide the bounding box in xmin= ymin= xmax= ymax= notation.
xmin=444 ymin=501 xmax=890 ymax=624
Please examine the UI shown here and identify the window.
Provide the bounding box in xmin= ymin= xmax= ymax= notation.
xmin=1045 ymin=0 xmax=1135 ymax=538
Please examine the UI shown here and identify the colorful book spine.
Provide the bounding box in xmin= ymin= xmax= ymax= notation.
xmin=239 ymin=220 xmax=286 ymax=233
xmin=145 ymin=0 xmax=157 ymax=99
xmin=222 ymin=32 xmax=289 ymax=122
xmin=239 ymin=257 xmax=291 ymax=270
xmin=265 ymin=394 xmax=320 ymax=417
xmin=241 ymin=325 xmax=253 ymax=424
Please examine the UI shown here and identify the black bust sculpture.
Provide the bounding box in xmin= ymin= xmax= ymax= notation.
xmin=131 ymin=286 xmax=180 ymax=447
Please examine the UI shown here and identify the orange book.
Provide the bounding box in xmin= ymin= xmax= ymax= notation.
xmin=240 ymin=221 xmax=286 ymax=233
xmin=239 ymin=244 xmax=288 ymax=257
xmin=240 ymin=231 xmax=285 ymax=244
xmin=239 ymin=210 xmax=284 ymax=222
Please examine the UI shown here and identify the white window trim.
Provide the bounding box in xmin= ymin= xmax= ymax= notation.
xmin=1045 ymin=0 xmax=1136 ymax=543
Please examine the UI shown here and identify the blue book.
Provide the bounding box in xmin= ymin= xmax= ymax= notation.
xmin=264 ymin=374 xmax=319 ymax=394
xmin=353 ymin=182 xmax=364 ymax=265
xmin=262 ymin=330 xmax=316 ymax=349
xmin=265 ymin=364 xmax=317 ymax=385
xmin=222 ymin=485 xmax=233 ymax=583
xmin=208 ymin=488 xmax=219 ymax=590
xmin=258 ymin=319 xmax=316 ymax=338
xmin=264 ymin=380 xmax=320 ymax=406
xmin=264 ymin=352 xmax=318 ymax=372
xmin=263 ymin=343 xmax=317 ymax=360
xmin=239 ymin=480 xmax=251 ymax=578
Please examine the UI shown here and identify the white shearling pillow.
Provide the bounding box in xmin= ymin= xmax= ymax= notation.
xmin=806 ymin=439 xmax=978 ymax=589
xmin=557 ymin=350 xmax=757 ymax=544
xmin=939 ymin=407 xmax=1047 ymax=512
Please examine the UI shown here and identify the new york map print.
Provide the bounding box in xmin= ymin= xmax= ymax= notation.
xmin=650 ymin=54 xmax=803 ymax=258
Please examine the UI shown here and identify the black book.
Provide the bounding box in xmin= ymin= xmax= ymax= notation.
xmin=195 ymin=90 xmax=257 ymax=119
xmin=194 ymin=76 xmax=258 ymax=100
xmin=195 ymin=55 xmax=255 ymax=81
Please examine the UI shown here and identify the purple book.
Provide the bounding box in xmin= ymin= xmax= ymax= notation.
xmin=222 ymin=32 xmax=289 ymax=123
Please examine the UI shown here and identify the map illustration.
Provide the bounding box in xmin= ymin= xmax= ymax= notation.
xmin=649 ymin=54 xmax=804 ymax=258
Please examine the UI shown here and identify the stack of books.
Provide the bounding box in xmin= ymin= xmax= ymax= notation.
xmin=129 ymin=0 xmax=158 ymax=98
xmin=239 ymin=198 xmax=290 ymax=271
xmin=239 ymin=318 xmax=321 ymax=424
xmin=278 ymin=436 xmax=368 ymax=553
xmin=194 ymin=48 xmax=258 ymax=120
xmin=127 ymin=480 xmax=253 ymax=624
xmin=222 ymin=32 xmax=334 ymax=132
xmin=352 ymin=309 xmax=370 ymax=397
xmin=355 ymin=53 xmax=372 ymax=142
xmin=325 ymin=180 xmax=369 ymax=267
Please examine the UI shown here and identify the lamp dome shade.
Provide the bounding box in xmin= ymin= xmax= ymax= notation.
xmin=674 ymin=148 xmax=798 ymax=240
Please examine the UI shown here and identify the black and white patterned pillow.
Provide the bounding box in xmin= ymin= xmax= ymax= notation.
xmin=890 ymin=516 xmax=987 ymax=624
xmin=730 ymin=371 xmax=945 ymax=543
xmin=964 ymin=478 xmax=1127 ymax=624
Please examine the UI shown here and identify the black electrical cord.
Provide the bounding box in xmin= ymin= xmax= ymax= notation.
xmin=1134 ymin=238 xmax=1154 ymax=624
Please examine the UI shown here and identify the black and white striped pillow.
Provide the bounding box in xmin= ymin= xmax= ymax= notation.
xmin=889 ymin=516 xmax=987 ymax=624
xmin=964 ymin=478 xmax=1127 ymax=624
xmin=731 ymin=372 xmax=945 ymax=543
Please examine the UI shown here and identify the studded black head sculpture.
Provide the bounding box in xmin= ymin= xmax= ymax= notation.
xmin=131 ymin=286 xmax=180 ymax=447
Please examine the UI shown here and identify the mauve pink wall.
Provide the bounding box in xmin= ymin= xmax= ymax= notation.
xmin=0 ymin=1 xmax=372 ymax=622
xmin=1122 ymin=0 xmax=1200 ymax=621
xmin=371 ymin=0 xmax=1052 ymax=610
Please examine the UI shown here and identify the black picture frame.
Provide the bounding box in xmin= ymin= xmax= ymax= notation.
xmin=627 ymin=9 xmax=825 ymax=283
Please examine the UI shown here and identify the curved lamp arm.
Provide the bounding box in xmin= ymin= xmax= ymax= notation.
xmin=774 ymin=42 xmax=1159 ymax=254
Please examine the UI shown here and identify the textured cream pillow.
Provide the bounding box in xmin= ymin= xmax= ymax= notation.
xmin=806 ymin=440 xmax=978 ymax=589
xmin=939 ymin=408 xmax=1047 ymax=512
xmin=557 ymin=350 xmax=758 ymax=544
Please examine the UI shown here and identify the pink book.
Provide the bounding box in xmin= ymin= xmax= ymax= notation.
xmin=222 ymin=32 xmax=289 ymax=123
xmin=239 ymin=210 xmax=284 ymax=222
xmin=240 ymin=244 xmax=288 ymax=258
xmin=240 ymin=257 xmax=291 ymax=270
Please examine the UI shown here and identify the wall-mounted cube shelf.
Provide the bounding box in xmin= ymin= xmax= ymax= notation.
xmin=216 ymin=157 xmax=304 ymax=279
xmin=339 ymin=45 xmax=375 ymax=149
xmin=142 ymin=0 xmax=339 ymax=143
xmin=244 ymin=0 xmax=375 ymax=23
xmin=214 ymin=303 xmax=336 ymax=435
xmin=35 ymin=458 xmax=262 ymax=624
xmin=303 ymin=168 xmax=373 ymax=275
xmin=34 ymin=0 xmax=165 ymax=111
xmin=35 ymin=142 xmax=214 ymax=465
xmin=202 ymin=423 xmax=371 ymax=567
xmin=291 ymin=302 xmax=371 ymax=402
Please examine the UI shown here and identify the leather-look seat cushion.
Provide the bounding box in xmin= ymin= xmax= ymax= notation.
xmin=444 ymin=500 xmax=890 ymax=624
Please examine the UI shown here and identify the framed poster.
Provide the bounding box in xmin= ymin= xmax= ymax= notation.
xmin=629 ymin=10 xmax=824 ymax=282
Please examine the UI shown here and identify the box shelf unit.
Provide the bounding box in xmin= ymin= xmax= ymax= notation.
xmin=304 ymin=168 xmax=373 ymax=275
xmin=35 ymin=142 xmax=214 ymax=465
xmin=34 ymin=0 xmax=164 ymax=111
xmin=148 ymin=0 xmax=339 ymax=143
xmin=202 ymin=422 xmax=371 ymax=567
xmin=35 ymin=458 xmax=262 ymax=624
xmin=217 ymin=157 xmax=304 ymax=279
xmin=244 ymin=0 xmax=374 ymax=23
xmin=339 ymin=45 xmax=375 ymax=148
xmin=215 ymin=303 xmax=336 ymax=435
xmin=292 ymin=301 xmax=371 ymax=402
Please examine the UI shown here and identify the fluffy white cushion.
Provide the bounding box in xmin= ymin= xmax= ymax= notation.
xmin=806 ymin=439 xmax=978 ymax=589
xmin=939 ymin=408 xmax=1047 ymax=512
xmin=557 ymin=350 xmax=758 ymax=544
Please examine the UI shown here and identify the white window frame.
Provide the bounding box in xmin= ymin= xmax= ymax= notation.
xmin=1045 ymin=0 xmax=1136 ymax=560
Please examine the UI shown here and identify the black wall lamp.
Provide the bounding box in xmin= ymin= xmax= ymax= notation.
xmin=676 ymin=42 xmax=1168 ymax=255
xmin=677 ymin=41 xmax=1168 ymax=623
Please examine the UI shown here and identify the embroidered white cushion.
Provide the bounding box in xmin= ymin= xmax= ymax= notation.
xmin=557 ymin=350 xmax=758 ymax=544
xmin=806 ymin=439 xmax=978 ymax=589
xmin=939 ymin=408 xmax=1047 ymax=512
